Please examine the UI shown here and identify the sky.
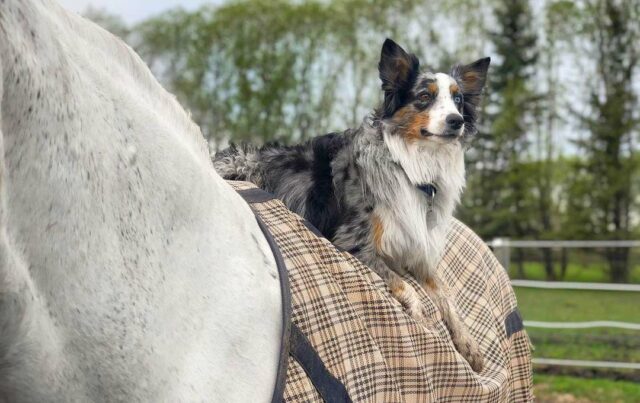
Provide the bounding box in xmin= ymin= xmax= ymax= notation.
xmin=58 ymin=0 xmax=223 ymax=23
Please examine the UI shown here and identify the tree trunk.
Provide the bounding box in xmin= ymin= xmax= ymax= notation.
xmin=560 ymin=248 xmax=568 ymax=280
xmin=515 ymin=248 xmax=525 ymax=279
xmin=608 ymin=247 xmax=630 ymax=283
xmin=542 ymin=248 xmax=555 ymax=281
xmin=516 ymin=255 xmax=526 ymax=279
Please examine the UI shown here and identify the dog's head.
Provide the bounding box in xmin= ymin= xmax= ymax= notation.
xmin=378 ymin=38 xmax=490 ymax=144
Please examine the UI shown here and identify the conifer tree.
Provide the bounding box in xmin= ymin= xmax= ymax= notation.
xmin=461 ymin=0 xmax=540 ymax=275
xmin=566 ymin=0 xmax=639 ymax=282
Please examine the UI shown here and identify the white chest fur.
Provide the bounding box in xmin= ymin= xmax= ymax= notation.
xmin=377 ymin=132 xmax=466 ymax=280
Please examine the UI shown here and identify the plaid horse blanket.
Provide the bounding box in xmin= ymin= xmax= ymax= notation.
xmin=229 ymin=181 xmax=533 ymax=402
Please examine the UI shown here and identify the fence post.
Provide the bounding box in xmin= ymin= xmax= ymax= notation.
xmin=492 ymin=238 xmax=511 ymax=271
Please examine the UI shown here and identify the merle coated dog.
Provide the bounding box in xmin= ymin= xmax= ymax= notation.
xmin=214 ymin=39 xmax=490 ymax=371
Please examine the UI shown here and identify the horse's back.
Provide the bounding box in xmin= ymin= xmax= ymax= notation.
xmin=0 ymin=1 xmax=281 ymax=401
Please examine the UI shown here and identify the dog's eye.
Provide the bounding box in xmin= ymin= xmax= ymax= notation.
xmin=453 ymin=94 xmax=463 ymax=104
xmin=418 ymin=93 xmax=431 ymax=102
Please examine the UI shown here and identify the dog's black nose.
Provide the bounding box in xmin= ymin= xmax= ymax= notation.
xmin=446 ymin=114 xmax=464 ymax=131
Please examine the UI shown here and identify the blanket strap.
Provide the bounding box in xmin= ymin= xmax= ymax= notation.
xmin=290 ymin=324 xmax=352 ymax=403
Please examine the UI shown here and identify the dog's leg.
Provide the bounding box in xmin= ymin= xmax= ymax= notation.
xmin=387 ymin=271 xmax=425 ymax=322
xmin=355 ymin=245 xmax=483 ymax=371
xmin=422 ymin=277 xmax=484 ymax=372
xmin=365 ymin=257 xmax=429 ymax=325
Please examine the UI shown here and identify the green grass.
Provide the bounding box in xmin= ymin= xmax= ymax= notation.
xmin=508 ymin=261 xmax=640 ymax=283
xmin=514 ymin=287 xmax=640 ymax=362
xmin=514 ymin=287 xmax=640 ymax=322
xmin=527 ymin=328 xmax=640 ymax=362
xmin=534 ymin=374 xmax=640 ymax=402
xmin=513 ymin=269 xmax=640 ymax=400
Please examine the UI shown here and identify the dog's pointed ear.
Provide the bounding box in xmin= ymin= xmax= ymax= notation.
xmin=451 ymin=57 xmax=490 ymax=136
xmin=451 ymin=57 xmax=490 ymax=107
xmin=378 ymin=38 xmax=420 ymax=118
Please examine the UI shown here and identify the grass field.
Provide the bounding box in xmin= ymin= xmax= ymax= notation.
xmin=508 ymin=261 xmax=640 ymax=283
xmin=534 ymin=374 xmax=640 ymax=402
xmin=514 ymin=286 xmax=640 ymax=401
xmin=514 ymin=287 xmax=640 ymax=323
xmin=514 ymin=287 xmax=640 ymax=363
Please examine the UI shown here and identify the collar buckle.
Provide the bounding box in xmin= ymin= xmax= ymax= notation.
xmin=417 ymin=183 xmax=437 ymax=212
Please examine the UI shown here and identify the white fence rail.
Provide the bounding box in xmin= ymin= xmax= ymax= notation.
xmin=488 ymin=238 xmax=640 ymax=272
xmin=506 ymin=260 xmax=640 ymax=371
xmin=511 ymin=279 xmax=640 ymax=292
xmin=525 ymin=320 xmax=640 ymax=330
xmin=489 ymin=239 xmax=640 ymax=248
xmin=533 ymin=358 xmax=640 ymax=371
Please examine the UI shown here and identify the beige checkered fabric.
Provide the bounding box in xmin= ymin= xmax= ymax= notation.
xmin=229 ymin=181 xmax=533 ymax=402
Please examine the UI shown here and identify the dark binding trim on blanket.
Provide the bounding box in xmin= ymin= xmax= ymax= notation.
xmin=290 ymin=324 xmax=352 ymax=403
xmin=505 ymin=308 xmax=524 ymax=337
xmin=237 ymin=185 xmax=291 ymax=403
xmin=302 ymin=219 xmax=324 ymax=239
xmin=254 ymin=215 xmax=292 ymax=403
xmin=238 ymin=188 xmax=328 ymax=241
xmin=301 ymin=219 xmax=349 ymax=252
xmin=237 ymin=187 xmax=278 ymax=203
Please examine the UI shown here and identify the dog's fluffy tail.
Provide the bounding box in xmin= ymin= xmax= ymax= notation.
xmin=213 ymin=143 xmax=263 ymax=185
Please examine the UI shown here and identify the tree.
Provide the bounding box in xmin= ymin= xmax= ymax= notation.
xmin=132 ymin=0 xmax=435 ymax=148
xmin=460 ymin=0 xmax=540 ymax=276
xmin=566 ymin=0 xmax=639 ymax=282
xmin=133 ymin=2 xmax=337 ymax=145
xmin=527 ymin=0 xmax=577 ymax=280
xmin=83 ymin=6 xmax=131 ymax=40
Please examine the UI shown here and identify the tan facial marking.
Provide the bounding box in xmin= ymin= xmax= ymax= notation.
xmin=407 ymin=113 xmax=430 ymax=142
xmin=392 ymin=106 xmax=430 ymax=143
xmin=450 ymin=83 xmax=459 ymax=94
xmin=392 ymin=106 xmax=412 ymax=120
xmin=428 ymin=81 xmax=438 ymax=94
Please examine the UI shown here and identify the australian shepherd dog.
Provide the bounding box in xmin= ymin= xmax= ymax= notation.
xmin=214 ymin=39 xmax=490 ymax=371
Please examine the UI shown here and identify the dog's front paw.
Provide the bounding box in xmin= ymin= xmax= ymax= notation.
xmin=390 ymin=283 xmax=433 ymax=326
xmin=405 ymin=300 xmax=430 ymax=326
